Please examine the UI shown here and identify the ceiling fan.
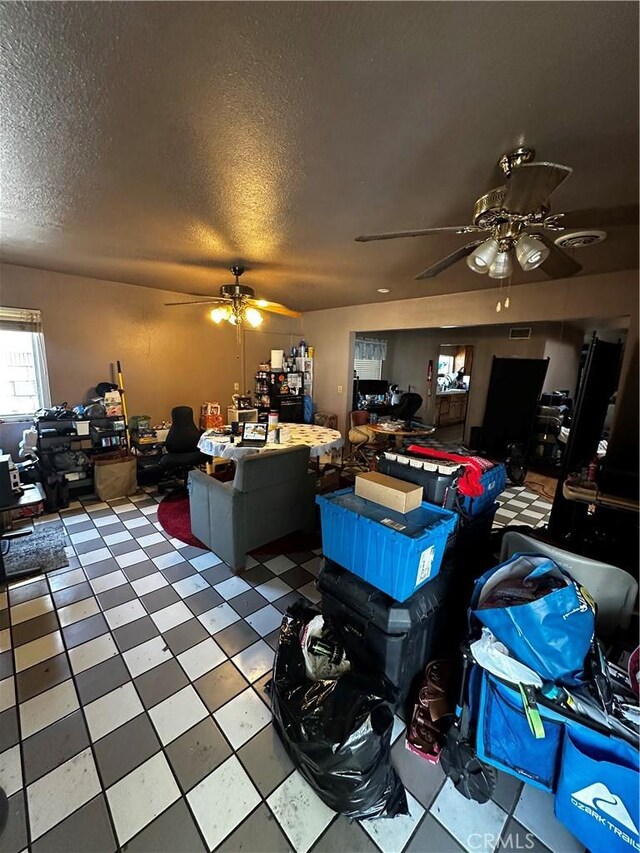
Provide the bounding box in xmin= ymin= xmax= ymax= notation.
xmin=355 ymin=147 xmax=608 ymax=281
xmin=165 ymin=265 xmax=300 ymax=327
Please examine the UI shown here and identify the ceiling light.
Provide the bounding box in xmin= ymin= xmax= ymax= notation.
xmin=515 ymin=234 xmax=550 ymax=271
xmin=255 ymin=299 xmax=269 ymax=307
xmin=377 ymin=288 xmax=390 ymax=293
xmin=467 ymin=238 xmax=499 ymax=274
xmin=488 ymin=250 xmax=513 ymax=279
xmin=244 ymin=307 xmax=264 ymax=328
xmin=228 ymin=314 xmax=239 ymax=325
xmin=210 ymin=306 xmax=231 ymax=324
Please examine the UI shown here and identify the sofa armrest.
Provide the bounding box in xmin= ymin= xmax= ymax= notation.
xmin=188 ymin=470 xmax=245 ymax=568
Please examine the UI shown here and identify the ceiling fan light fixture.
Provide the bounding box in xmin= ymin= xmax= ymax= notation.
xmin=245 ymin=307 xmax=264 ymax=328
xmin=467 ymin=238 xmax=499 ymax=274
xmin=488 ymin=250 xmax=513 ymax=279
xmin=515 ymin=233 xmax=550 ymax=271
xmin=210 ymin=306 xmax=231 ymax=324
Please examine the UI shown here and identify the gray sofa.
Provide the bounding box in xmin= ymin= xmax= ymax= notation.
xmin=188 ymin=445 xmax=317 ymax=571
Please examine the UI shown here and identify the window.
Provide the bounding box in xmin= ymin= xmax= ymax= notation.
xmin=354 ymin=358 xmax=383 ymax=380
xmin=0 ymin=307 xmax=51 ymax=419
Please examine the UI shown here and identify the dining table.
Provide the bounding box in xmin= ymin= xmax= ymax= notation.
xmin=368 ymin=421 xmax=436 ymax=449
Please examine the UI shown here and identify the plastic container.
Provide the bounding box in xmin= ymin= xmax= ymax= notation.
xmin=378 ymin=453 xmax=461 ymax=509
xmin=316 ymin=488 xmax=457 ymax=601
xmin=318 ymin=560 xmax=453 ymax=707
xmin=459 ymin=464 xmax=506 ymax=516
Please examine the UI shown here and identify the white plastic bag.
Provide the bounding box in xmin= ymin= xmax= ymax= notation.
xmin=299 ymin=615 xmax=351 ymax=681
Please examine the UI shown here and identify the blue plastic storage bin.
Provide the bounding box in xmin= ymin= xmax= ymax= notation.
xmin=316 ymin=488 xmax=457 ymax=601
xmin=460 ymin=464 xmax=506 ymax=516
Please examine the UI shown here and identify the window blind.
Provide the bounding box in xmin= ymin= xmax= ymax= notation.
xmin=0 ymin=306 xmax=43 ymax=333
xmin=354 ymin=358 xmax=383 ymax=380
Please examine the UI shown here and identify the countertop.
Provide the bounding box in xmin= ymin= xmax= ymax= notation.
xmin=436 ymin=389 xmax=468 ymax=396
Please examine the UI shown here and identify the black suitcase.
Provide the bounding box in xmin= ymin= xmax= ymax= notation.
xmin=377 ymin=453 xmax=461 ymax=508
xmin=317 ymin=560 xmax=456 ymax=710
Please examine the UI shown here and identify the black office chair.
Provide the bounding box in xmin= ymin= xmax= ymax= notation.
xmin=393 ymin=392 xmax=423 ymax=425
xmin=159 ymin=406 xmax=208 ymax=492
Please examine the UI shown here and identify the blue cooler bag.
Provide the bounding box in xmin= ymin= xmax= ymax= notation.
xmin=555 ymin=725 xmax=640 ymax=853
xmin=471 ymin=555 xmax=595 ymax=686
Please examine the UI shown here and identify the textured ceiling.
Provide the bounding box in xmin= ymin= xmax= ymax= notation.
xmin=1 ymin=1 xmax=638 ymax=311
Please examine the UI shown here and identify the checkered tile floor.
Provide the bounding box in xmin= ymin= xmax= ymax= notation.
xmin=0 ymin=486 xmax=581 ymax=853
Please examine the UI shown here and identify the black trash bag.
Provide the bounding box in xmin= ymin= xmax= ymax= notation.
xmin=270 ymin=603 xmax=408 ymax=820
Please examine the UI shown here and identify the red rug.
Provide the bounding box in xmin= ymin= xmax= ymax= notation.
xmin=157 ymin=490 xmax=206 ymax=549
xmin=157 ymin=489 xmax=322 ymax=554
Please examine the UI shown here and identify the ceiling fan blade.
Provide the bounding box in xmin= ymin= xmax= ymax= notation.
xmin=531 ymin=232 xmax=582 ymax=278
xmin=504 ymin=162 xmax=572 ymax=214
xmin=355 ymin=225 xmax=483 ymax=242
xmin=555 ymin=203 xmax=639 ymax=229
xmin=248 ymin=298 xmax=301 ymax=318
xmin=414 ymin=240 xmax=485 ymax=280
xmin=164 ymin=298 xmax=229 ymax=306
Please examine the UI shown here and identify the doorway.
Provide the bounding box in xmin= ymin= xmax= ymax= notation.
xmin=434 ymin=344 xmax=474 ymax=443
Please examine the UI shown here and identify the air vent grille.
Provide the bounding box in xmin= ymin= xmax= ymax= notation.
xmin=509 ymin=327 xmax=532 ymax=340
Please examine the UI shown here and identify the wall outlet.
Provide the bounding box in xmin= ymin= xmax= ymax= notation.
xmin=337 ymin=385 xmax=343 ymax=394
xmin=234 ymin=382 xmax=240 ymax=391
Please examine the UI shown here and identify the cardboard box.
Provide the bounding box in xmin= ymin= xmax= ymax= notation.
xmin=355 ymin=471 xmax=422 ymax=514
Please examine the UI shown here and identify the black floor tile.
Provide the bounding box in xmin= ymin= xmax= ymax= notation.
xmin=112 ymin=615 xmax=159 ymax=652
xmin=183 ymin=587 xmax=223 ymax=616
xmin=73 ymin=537 xmax=107 ymax=555
xmin=22 ymin=709 xmax=90 ymax=784
xmin=179 ymin=545 xmax=209 ymax=561
xmin=311 ymin=814 xmax=379 ymax=853
xmin=96 ymin=521 xmax=126 ymax=538
xmin=390 ymin=735 xmax=445 ymax=809
xmin=144 ymin=541 xmax=175 ymax=559
xmin=498 ymin=819 xmax=552 ymax=853
xmin=237 ymin=723 xmax=294 ymax=797
xmin=135 ymin=658 xmax=189 ymax=709
xmin=165 ymin=716 xmax=232 ymax=793
xmin=161 ymin=562 xmax=197 ymax=583
xmin=16 ymin=652 xmax=71 ymax=702
xmin=8 ymin=577 xmax=49 ymax=605
xmin=12 ymin=611 xmax=60 ymax=646
xmin=122 ymin=560 xmax=158 ymax=582
xmin=96 ymin=583 xmax=137 ymax=611
xmin=51 ymin=581 xmax=94 ymax=609
xmin=62 ymin=612 xmax=109 ymax=648
xmin=83 ymin=558 xmax=121 ymax=579
xmin=117 ymin=509 xmax=144 ymax=522
xmin=217 ymin=803 xmax=292 ymax=853
xmin=273 ymin=591 xmax=303 ymax=615
xmin=2 ymin=789 xmax=28 ymax=853
xmin=242 ymin=564 xmax=277 ymax=587
xmin=0 ymin=649 xmax=13 ymax=679
xmin=0 ymin=706 xmax=19 ymax=749
xmin=93 ymin=713 xmax=161 ymax=787
xmin=124 ymin=798 xmax=206 ymax=853
xmin=199 ymin=563 xmax=235 ymax=586
xmin=228 ymin=589 xmax=269 ymax=618
xmin=215 ymin=620 xmax=260 ymax=657
xmin=75 ymin=655 xmax=130 ymax=704
xmin=405 ymin=814 xmax=464 ymax=853
xmin=140 ymin=585 xmax=181 ymax=613
xmin=279 ymin=565 xmax=315 ymax=590
xmin=194 ymin=660 xmax=248 ymax=713
xmin=31 ymin=793 xmax=118 ymax=853
xmin=162 ymin=618 xmax=209 ymax=656
xmin=108 ymin=539 xmax=141 ymax=557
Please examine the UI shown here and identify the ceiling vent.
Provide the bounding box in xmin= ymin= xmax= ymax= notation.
xmin=554 ymin=230 xmax=607 ymax=249
xmin=509 ymin=327 xmax=532 ymax=340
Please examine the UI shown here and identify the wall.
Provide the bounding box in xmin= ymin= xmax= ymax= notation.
xmin=542 ymin=325 xmax=584 ymax=396
xmin=303 ymin=269 xmax=638 ymax=445
xmin=0 ymin=263 xmax=301 ymax=454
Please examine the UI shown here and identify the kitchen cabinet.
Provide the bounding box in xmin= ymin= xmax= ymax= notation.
xmin=435 ymin=392 xmax=468 ymax=426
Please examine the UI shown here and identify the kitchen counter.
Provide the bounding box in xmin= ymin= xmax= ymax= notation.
xmin=436 ymin=389 xmax=468 ymax=396
xmin=435 ymin=391 xmax=468 ymax=426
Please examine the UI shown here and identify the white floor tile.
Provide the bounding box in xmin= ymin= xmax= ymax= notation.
xmin=172 ymin=574 xmax=209 ymax=599
xmin=188 ymin=756 xmax=260 ymax=851
xmin=94 ymin=514 xmax=118 ymax=527
xmin=214 ymin=576 xmax=251 ymax=600
xmin=27 ymin=748 xmax=101 ymax=841
xmin=131 ymin=572 xmax=168 ymax=597
xmin=177 ymin=638 xmax=226 ymax=681
xmin=14 ymin=631 xmax=65 ymax=673
xmin=113 ymin=503 xmax=136 ymax=515
xmin=513 ymin=782 xmax=584 ymax=853
xmin=115 ymin=549 xmax=148 ymax=568
xmin=245 ymin=605 xmax=283 ymax=637
xmin=298 ymin=581 xmax=321 ymax=604
xmin=0 ymin=628 xmax=8 ymax=654
xmin=62 ymin=513 xmax=90 ymax=527
xmin=68 ymin=633 xmax=119 ymax=675
xmin=168 ymin=537 xmax=189 ymax=549
xmin=495 ymin=509 xmax=517 ymax=519
xmin=0 ymin=677 xmax=16 ymax=712
xmin=302 ymin=556 xmax=322 ymax=576
xmin=255 ymin=578 xmax=293 ymax=602
xmin=267 ymin=769 xmax=335 ymax=853
xmin=140 ymin=504 xmax=159 ymax=515
xmin=84 ymin=682 xmax=144 ymax=742
xmin=103 ymin=530 xmax=133 ymax=546
xmin=0 ymin=744 xmax=23 ymax=796
xmin=520 ymin=509 xmax=545 ymax=519
xmin=150 ymin=601 xmax=193 ymax=633
xmin=137 ymin=532 xmax=165 ymax=548
xmin=124 ymin=516 xmax=149 ymax=530
xmin=244 ymin=556 xmax=259 ymax=569
xmin=57 ymin=596 xmax=99 ymax=627
xmin=391 ymin=716 xmax=406 ymax=744
xmin=0 ymin=589 xmax=7 ymax=609
xmin=78 ymin=547 xmax=112 ymax=567
xmin=107 ymin=751 xmax=180 ymax=846
xmin=432 ymin=778 xmax=507 ymax=852
xmin=86 ymin=502 xmax=110 ymax=513
xmin=232 ymin=640 xmax=274 ymax=683
xmin=263 ymin=555 xmax=296 ymax=575
xmin=148 ymin=685 xmax=208 ymax=744
xmin=198 ymin=603 xmax=240 ymax=635
xmin=152 ymin=551 xmax=184 ymax=570
xmin=20 ymin=679 xmax=79 ymax=738
xmin=361 ymin=790 xmax=425 ymax=853
xmin=190 ymin=552 xmax=222 ymax=571
xmin=123 ymin=636 xmax=173 ymax=678
xmin=104 ymin=599 xmax=147 ymax=629
xmin=214 ymin=687 xmax=271 ymax=749
xmin=69 ymin=528 xmax=101 ymax=545
xmin=90 ymin=570 xmax=128 ymax=594
xmin=10 ymin=594 xmax=54 ymax=625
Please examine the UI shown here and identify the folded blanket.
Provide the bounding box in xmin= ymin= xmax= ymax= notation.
xmin=406 ymin=446 xmax=495 ymax=497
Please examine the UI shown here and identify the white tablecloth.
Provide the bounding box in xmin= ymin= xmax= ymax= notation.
xmin=197 ymin=423 xmax=344 ymax=461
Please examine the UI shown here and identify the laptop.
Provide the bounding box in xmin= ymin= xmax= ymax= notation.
xmin=238 ymin=421 xmax=269 ymax=447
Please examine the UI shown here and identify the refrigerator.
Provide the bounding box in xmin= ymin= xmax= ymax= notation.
xmin=254 ymin=370 xmax=305 ymax=423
